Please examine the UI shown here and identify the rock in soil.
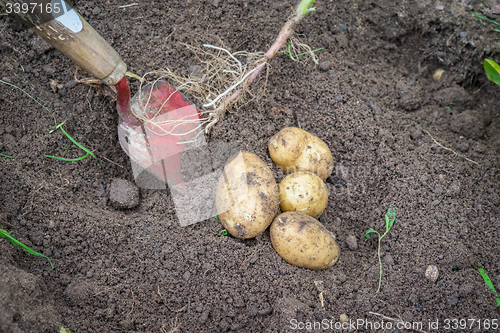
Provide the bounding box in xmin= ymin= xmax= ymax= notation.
xmin=456 ymin=141 xmax=469 ymax=153
xmin=425 ymin=265 xmax=439 ymax=282
xmin=450 ymin=110 xmax=485 ymax=140
xmin=345 ymin=235 xmax=358 ymax=250
xmin=108 ymin=178 xmax=140 ymax=209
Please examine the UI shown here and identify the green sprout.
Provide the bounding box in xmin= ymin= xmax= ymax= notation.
xmin=365 ymin=205 xmax=396 ymax=292
xmin=42 ymin=123 xmax=96 ymax=162
xmin=215 ymin=229 xmax=227 ymax=237
xmin=478 ymin=268 xmax=500 ymax=307
xmin=60 ymin=327 xmax=72 ymax=333
xmin=0 ymin=79 xmax=96 ymax=162
xmin=484 ymin=59 xmax=500 ymax=87
xmin=297 ymin=0 xmax=315 ymax=16
xmin=285 ymin=40 xmax=324 ymax=61
xmin=214 ymin=215 xmax=219 ymax=221
xmin=0 ymin=153 xmax=13 ymax=158
xmin=471 ymin=11 xmax=500 ymax=33
xmin=0 ymin=228 xmax=54 ymax=269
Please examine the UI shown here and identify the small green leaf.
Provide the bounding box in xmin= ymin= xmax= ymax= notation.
xmin=484 ymin=59 xmax=500 ymax=87
xmin=42 ymin=152 xmax=90 ymax=162
xmin=478 ymin=268 xmax=500 ymax=307
xmin=60 ymin=327 xmax=72 ymax=333
xmin=60 ymin=127 xmax=97 ymax=161
xmin=297 ymin=0 xmax=315 ymax=16
xmin=0 ymin=153 xmax=13 ymax=158
xmin=365 ymin=228 xmax=377 ymax=238
xmin=0 ymin=228 xmax=54 ymax=269
xmin=215 ymin=229 xmax=227 ymax=237
xmin=385 ymin=206 xmax=396 ymax=230
xmin=214 ymin=215 xmax=219 ymax=221
xmin=471 ymin=11 xmax=500 ymax=26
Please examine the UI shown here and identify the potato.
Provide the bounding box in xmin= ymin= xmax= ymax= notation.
xmin=270 ymin=212 xmax=340 ymax=270
xmin=216 ymin=151 xmax=279 ymax=238
xmin=279 ymin=172 xmax=328 ymax=218
xmin=268 ymin=127 xmax=334 ymax=181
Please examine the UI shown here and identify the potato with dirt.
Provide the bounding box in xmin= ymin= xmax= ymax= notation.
xmin=279 ymin=172 xmax=328 ymax=218
xmin=268 ymin=127 xmax=334 ymax=181
xmin=270 ymin=211 xmax=340 ymax=270
xmin=216 ymin=151 xmax=279 ymax=238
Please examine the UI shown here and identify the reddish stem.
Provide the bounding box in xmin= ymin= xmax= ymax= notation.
xmin=264 ymin=14 xmax=304 ymax=59
xmin=208 ymin=9 xmax=307 ymax=119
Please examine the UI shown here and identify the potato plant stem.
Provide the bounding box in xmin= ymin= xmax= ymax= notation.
xmin=208 ymin=0 xmax=315 ymax=120
xmin=376 ymin=233 xmax=383 ymax=292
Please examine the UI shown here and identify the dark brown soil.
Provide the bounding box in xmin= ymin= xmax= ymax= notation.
xmin=1 ymin=0 xmax=500 ymax=332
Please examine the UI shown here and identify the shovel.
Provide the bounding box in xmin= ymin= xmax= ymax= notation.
xmin=3 ymin=0 xmax=201 ymax=187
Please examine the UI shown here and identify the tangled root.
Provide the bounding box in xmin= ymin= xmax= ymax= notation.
xmin=140 ymin=42 xmax=270 ymax=133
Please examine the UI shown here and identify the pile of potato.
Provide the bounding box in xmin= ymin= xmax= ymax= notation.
xmin=215 ymin=127 xmax=339 ymax=270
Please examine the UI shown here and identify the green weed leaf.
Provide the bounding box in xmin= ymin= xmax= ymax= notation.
xmin=478 ymin=268 xmax=500 ymax=307
xmin=484 ymin=59 xmax=500 ymax=87
xmin=215 ymin=229 xmax=227 ymax=237
xmin=385 ymin=205 xmax=396 ymax=231
xmin=471 ymin=11 xmax=500 ymax=26
xmin=365 ymin=228 xmax=377 ymax=238
xmin=0 ymin=228 xmax=54 ymax=269
xmin=366 ymin=205 xmax=397 ymax=293
xmin=0 ymin=80 xmax=96 ymax=162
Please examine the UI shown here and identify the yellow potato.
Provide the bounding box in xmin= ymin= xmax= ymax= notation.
xmin=279 ymin=172 xmax=328 ymax=218
xmin=268 ymin=127 xmax=334 ymax=181
xmin=270 ymin=212 xmax=340 ymax=270
xmin=216 ymin=151 xmax=279 ymax=238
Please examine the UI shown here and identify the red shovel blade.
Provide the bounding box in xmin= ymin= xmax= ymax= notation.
xmin=118 ymin=80 xmax=201 ymax=187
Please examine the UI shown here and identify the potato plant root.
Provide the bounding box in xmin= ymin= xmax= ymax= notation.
xmin=145 ymin=0 xmax=317 ymax=133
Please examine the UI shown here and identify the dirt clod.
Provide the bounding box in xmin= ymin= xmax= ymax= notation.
xmin=383 ymin=254 xmax=394 ymax=266
xmin=319 ymin=61 xmax=332 ymax=71
xmin=345 ymin=235 xmax=358 ymax=250
xmin=108 ymin=178 xmax=140 ymax=209
xmin=450 ymin=110 xmax=485 ymax=140
xmin=64 ymin=280 xmax=95 ymax=306
xmin=434 ymin=84 xmax=472 ymax=107
xmin=448 ymin=296 xmax=459 ymax=306
xmin=0 ymin=264 xmax=62 ymax=333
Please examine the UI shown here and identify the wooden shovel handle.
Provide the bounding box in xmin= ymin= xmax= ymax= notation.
xmin=0 ymin=0 xmax=126 ymax=86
